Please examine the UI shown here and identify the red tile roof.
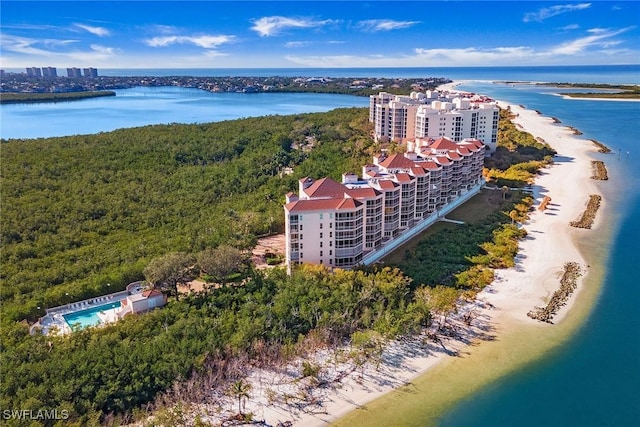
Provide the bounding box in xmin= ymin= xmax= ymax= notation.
xmin=336 ymin=198 xmax=363 ymax=210
xmin=419 ymin=161 xmax=441 ymax=170
xmin=286 ymin=198 xmax=343 ymax=212
xmin=378 ymin=153 xmax=419 ymax=169
xmin=435 ymin=156 xmax=452 ymax=165
xmin=347 ymin=187 xmax=381 ymax=199
xmin=376 ymin=180 xmax=400 ymax=190
xmin=143 ymin=289 xmax=163 ymax=298
xmin=394 ymin=173 xmax=414 ymax=183
xmin=428 ymin=137 xmax=458 ymax=151
xmin=303 ymin=177 xmax=347 ymax=199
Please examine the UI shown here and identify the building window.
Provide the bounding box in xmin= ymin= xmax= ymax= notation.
xmin=300 ymin=224 xmax=303 ymax=231
xmin=320 ymin=241 xmax=323 ymax=248
xmin=330 ymin=231 xmax=333 ymax=238
xmin=320 ymin=223 xmax=323 ymax=229
xmin=329 ymin=250 xmax=332 ymax=256
xmin=320 ymin=232 xmax=323 ymax=238
xmin=300 ymin=234 xmax=303 ymax=240
xmin=320 ymin=213 xmax=323 ymax=219
xmin=330 ymin=223 xmax=333 ymax=228
xmin=300 ymin=252 xmax=303 ymax=258
xmin=330 ymin=241 xmax=332 ymax=247
xmin=320 ymin=251 xmax=323 ymax=257
xmin=300 ymin=243 xmax=303 ymax=249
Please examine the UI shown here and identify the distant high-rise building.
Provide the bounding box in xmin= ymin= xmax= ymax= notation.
xmin=66 ymin=67 xmax=83 ymax=78
xmin=26 ymin=67 xmax=42 ymax=77
xmin=369 ymin=91 xmax=500 ymax=152
xmin=83 ymin=67 xmax=98 ymax=78
xmin=42 ymin=67 xmax=58 ymax=77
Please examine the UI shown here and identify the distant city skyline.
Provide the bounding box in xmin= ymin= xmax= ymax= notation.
xmin=1 ymin=1 xmax=639 ymax=69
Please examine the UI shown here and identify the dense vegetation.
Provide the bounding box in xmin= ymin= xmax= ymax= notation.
xmin=0 ymin=91 xmax=115 ymax=104
xmin=2 ymin=265 xmax=431 ymax=426
xmin=483 ymin=108 xmax=556 ymax=187
xmin=392 ymin=195 xmax=530 ymax=290
xmin=1 ymin=108 xmax=374 ymax=325
xmin=1 ymin=101 xmax=556 ymax=425
xmin=539 ymin=83 xmax=640 ymax=99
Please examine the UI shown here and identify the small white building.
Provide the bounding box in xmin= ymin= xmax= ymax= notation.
xmin=118 ymin=289 xmax=167 ymax=318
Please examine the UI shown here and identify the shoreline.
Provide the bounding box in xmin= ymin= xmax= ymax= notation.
xmin=328 ymin=84 xmax=606 ymax=425
xmin=167 ymin=81 xmax=608 ymax=427
xmin=328 ymin=83 xmax=607 ymax=426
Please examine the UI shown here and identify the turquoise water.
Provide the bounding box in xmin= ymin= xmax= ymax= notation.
xmin=0 ymin=87 xmax=369 ymax=139
xmin=436 ymin=80 xmax=640 ymax=426
xmin=63 ymin=301 xmax=121 ymax=329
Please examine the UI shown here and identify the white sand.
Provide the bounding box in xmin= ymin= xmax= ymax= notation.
xmin=480 ymin=101 xmax=598 ymax=325
xmin=171 ymin=82 xmax=602 ymax=427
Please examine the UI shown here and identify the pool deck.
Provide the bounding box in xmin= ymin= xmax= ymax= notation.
xmin=31 ymin=282 xmax=146 ymax=335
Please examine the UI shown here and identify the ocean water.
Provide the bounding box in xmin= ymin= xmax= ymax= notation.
xmin=81 ymin=65 xmax=639 ymax=84
xmin=436 ymin=79 xmax=640 ymax=426
xmin=3 ymin=65 xmax=639 ymax=425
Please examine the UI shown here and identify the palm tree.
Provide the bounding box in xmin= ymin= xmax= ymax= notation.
xmin=509 ymin=209 xmax=518 ymax=224
xmin=230 ymin=379 xmax=252 ymax=415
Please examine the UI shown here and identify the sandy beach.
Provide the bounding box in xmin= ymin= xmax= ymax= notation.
xmin=184 ymin=82 xmax=602 ymax=427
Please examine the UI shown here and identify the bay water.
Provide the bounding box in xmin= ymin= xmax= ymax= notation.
xmin=0 ymin=87 xmax=369 ymax=139
xmin=2 ymin=66 xmax=639 ymax=425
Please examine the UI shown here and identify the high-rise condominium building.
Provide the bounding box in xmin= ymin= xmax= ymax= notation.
xmin=83 ymin=68 xmax=98 ymax=78
xmin=42 ymin=67 xmax=57 ymax=77
xmin=370 ymin=91 xmax=499 ymax=152
xmin=284 ymin=137 xmax=486 ymax=272
xmin=26 ymin=67 xmax=42 ymax=77
xmin=67 ymin=68 xmax=83 ymax=77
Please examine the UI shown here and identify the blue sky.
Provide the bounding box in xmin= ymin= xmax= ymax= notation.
xmin=1 ymin=1 xmax=639 ymax=69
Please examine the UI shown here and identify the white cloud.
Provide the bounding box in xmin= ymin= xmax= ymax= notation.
xmin=144 ymin=34 xmax=235 ymax=48
xmin=285 ymin=26 xmax=638 ymax=68
xmin=89 ymin=44 xmax=117 ymax=55
xmin=550 ymin=27 xmax=632 ymax=55
xmin=1 ymin=34 xmax=77 ymax=56
xmin=357 ymin=19 xmax=420 ymax=32
xmin=0 ymin=34 xmax=120 ymax=67
xmin=73 ymin=23 xmax=110 ymax=37
xmin=285 ymin=41 xmax=311 ymax=48
xmin=147 ymin=24 xmax=178 ymax=35
xmin=250 ymin=16 xmax=334 ymax=37
xmin=524 ymin=3 xmax=591 ymax=23
xmin=559 ymin=24 xmax=580 ymax=31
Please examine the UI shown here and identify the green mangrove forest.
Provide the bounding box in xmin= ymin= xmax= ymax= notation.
xmin=1 ymin=105 xmax=555 ymax=426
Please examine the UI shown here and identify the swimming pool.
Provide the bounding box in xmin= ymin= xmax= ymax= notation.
xmin=63 ymin=301 xmax=121 ymax=329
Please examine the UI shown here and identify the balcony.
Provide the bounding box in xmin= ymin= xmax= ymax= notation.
xmin=336 ymin=247 xmax=363 ymax=258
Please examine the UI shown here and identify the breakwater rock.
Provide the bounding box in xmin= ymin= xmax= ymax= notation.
xmin=528 ymin=262 xmax=583 ymax=323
